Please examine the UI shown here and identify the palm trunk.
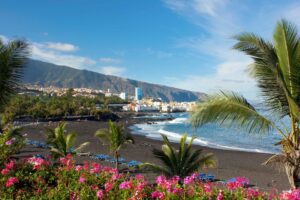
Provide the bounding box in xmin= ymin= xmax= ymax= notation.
xmin=285 ymin=151 xmax=300 ymax=189
xmin=115 ymin=151 xmax=119 ymax=170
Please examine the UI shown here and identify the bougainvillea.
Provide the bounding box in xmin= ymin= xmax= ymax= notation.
xmin=0 ymin=154 xmax=297 ymax=199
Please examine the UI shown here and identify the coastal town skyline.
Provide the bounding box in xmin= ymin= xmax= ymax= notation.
xmin=1 ymin=0 xmax=300 ymax=100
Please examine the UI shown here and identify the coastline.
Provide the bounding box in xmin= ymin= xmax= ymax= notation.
xmin=18 ymin=115 xmax=289 ymax=191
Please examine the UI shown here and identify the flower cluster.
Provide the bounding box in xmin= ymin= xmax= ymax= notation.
xmin=1 ymin=160 xmax=15 ymax=175
xmin=226 ymin=177 xmax=249 ymax=189
xmin=0 ymin=154 xmax=298 ymax=199
xmin=27 ymin=157 xmax=50 ymax=170
xmin=280 ymin=189 xmax=300 ymax=200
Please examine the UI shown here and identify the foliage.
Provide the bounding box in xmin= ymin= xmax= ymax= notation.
xmin=0 ymin=154 xmax=295 ymax=199
xmin=142 ymin=134 xmax=215 ymax=179
xmin=45 ymin=122 xmax=89 ymax=158
xmin=1 ymin=94 xmax=121 ymax=122
xmin=0 ymin=126 xmax=25 ymax=166
xmin=191 ymin=19 xmax=300 ymax=188
xmin=95 ymin=121 xmax=134 ymax=170
xmin=0 ymin=39 xmax=29 ymax=111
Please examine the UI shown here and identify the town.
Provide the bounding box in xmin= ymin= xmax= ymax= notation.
xmin=21 ymin=84 xmax=197 ymax=113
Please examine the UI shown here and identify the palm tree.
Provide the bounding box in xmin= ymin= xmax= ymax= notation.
xmin=95 ymin=121 xmax=134 ymax=170
xmin=142 ymin=134 xmax=215 ymax=179
xmin=191 ymin=19 xmax=300 ymax=188
xmin=0 ymin=38 xmax=29 ymax=129
xmin=0 ymin=38 xmax=29 ymax=110
xmin=45 ymin=122 xmax=89 ymax=158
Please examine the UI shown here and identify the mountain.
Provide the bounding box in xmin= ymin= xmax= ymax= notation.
xmin=22 ymin=59 xmax=206 ymax=102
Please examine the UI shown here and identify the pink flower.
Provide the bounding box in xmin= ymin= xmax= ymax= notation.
xmin=247 ymin=188 xmax=260 ymax=198
xmin=27 ymin=157 xmax=50 ymax=170
xmin=1 ymin=160 xmax=15 ymax=175
xmin=79 ymin=176 xmax=86 ymax=183
xmin=217 ymin=190 xmax=223 ymax=200
xmin=172 ymin=187 xmax=184 ymax=196
xmin=5 ymin=138 xmax=15 ymax=145
xmin=151 ymin=191 xmax=165 ymax=199
xmin=75 ymin=165 xmax=83 ymax=171
xmin=119 ymin=181 xmax=132 ymax=189
xmin=59 ymin=154 xmax=74 ymax=170
xmin=91 ymin=185 xmax=99 ymax=191
xmin=111 ymin=173 xmax=121 ymax=181
xmin=96 ymin=189 xmax=104 ymax=199
xmin=135 ymin=174 xmax=145 ymax=180
xmin=5 ymin=160 xmax=15 ymax=170
xmin=204 ymin=183 xmax=212 ymax=193
xmin=136 ymin=181 xmax=147 ymax=191
xmin=5 ymin=177 xmax=19 ymax=187
xmin=90 ymin=162 xmax=101 ymax=174
xmin=83 ymin=161 xmax=89 ymax=171
xmin=226 ymin=177 xmax=249 ymax=190
xmin=156 ymin=175 xmax=167 ymax=186
xmin=280 ymin=189 xmax=300 ymax=200
xmin=1 ymin=168 xmax=10 ymax=175
xmin=183 ymin=173 xmax=198 ymax=185
xmin=105 ymin=182 xmax=114 ymax=192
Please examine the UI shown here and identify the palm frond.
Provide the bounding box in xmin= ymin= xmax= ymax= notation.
xmin=144 ymin=134 xmax=215 ymax=178
xmin=66 ymin=132 xmax=77 ymax=150
xmin=233 ymin=32 xmax=291 ymax=118
xmin=95 ymin=129 xmax=110 ymax=144
xmin=274 ymin=19 xmax=300 ymax=99
xmin=74 ymin=142 xmax=90 ymax=152
xmin=0 ymin=39 xmax=30 ymax=110
xmin=44 ymin=122 xmax=89 ymax=158
xmin=191 ymin=91 xmax=285 ymax=137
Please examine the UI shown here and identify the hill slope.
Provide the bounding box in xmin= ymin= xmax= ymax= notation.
xmin=23 ymin=59 xmax=205 ymax=102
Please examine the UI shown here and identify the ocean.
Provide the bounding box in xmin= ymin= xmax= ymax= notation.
xmin=129 ymin=112 xmax=284 ymax=154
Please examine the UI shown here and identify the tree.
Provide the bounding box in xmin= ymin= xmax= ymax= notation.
xmin=0 ymin=38 xmax=29 ymax=128
xmin=45 ymin=122 xmax=89 ymax=158
xmin=95 ymin=121 xmax=134 ymax=170
xmin=191 ymin=19 xmax=300 ymax=188
xmin=142 ymin=134 xmax=215 ymax=179
xmin=0 ymin=39 xmax=29 ymax=109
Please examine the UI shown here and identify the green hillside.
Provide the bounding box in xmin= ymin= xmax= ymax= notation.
xmin=23 ymin=59 xmax=205 ymax=102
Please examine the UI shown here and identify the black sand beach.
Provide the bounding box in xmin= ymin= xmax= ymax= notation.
xmin=17 ymin=116 xmax=289 ymax=191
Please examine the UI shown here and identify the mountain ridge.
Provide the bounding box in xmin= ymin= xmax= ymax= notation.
xmin=22 ymin=59 xmax=206 ymax=102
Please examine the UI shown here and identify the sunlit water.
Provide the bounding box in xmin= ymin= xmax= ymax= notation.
xmin=129 ymin=112 xmax=287 ymax=154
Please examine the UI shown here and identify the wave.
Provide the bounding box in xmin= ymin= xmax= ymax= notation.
xmin=129 ymin=123 xmax=274 ymax=154
xmin=168 ymin=117 xmax=188 ymax=124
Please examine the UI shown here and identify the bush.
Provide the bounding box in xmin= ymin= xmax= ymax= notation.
xmin=0 ymin=154 xmax=297 ymax=199
xmin=0 ymin=127 xmax=25 ymax=166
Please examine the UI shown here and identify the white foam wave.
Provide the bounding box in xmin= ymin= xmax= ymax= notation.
xmin=129 ymin=123 xmax=274 ymax=154
xmin=168 ymin=117 xmax=188 ymax=124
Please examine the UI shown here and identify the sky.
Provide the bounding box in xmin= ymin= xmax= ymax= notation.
xmin=1 ymin=0 xmax=300 ymax=99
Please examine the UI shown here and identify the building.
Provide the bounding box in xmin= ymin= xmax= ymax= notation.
xmin=135 ymin=87 xmax=142 ymax=101
xmin=119 ymin=92 xmax=128 ymax=100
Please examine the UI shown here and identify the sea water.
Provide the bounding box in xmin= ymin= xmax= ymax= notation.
xmin=129 ymin=112 xmax=284 ymax=154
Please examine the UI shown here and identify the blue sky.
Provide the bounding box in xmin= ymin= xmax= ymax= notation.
xmin=1 ymin=0 xmax=300 ymax=99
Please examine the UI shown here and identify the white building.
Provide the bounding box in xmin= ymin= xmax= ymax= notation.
xmin=119 ymin=92 xmax=128 ymax=100
xmin=135 ymin=87 xmax=142 ymax=101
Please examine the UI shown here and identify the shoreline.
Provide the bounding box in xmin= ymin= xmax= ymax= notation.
xmin=18 ymin=115 xmax=289 ymax=191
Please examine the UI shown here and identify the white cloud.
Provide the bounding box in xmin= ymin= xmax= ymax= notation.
xmin=31 ymin=42 xmax=95 ymax=69
xmin=1 ymin=34 xmax=127 ymax=77
xmin=166 ymin=59 xmax=257 ymax=98
xmin=163 ymin=0 xmax=260 ymax=99
xmin=146 ymin=48 xmax=173 ymax=58
xmin=98 ymin=66 xmax=126 ymax=76
xmin=45 ymin=42 xmax=79 ymax=52
xmin=99 ymin=57 xmax=121 ymax=64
